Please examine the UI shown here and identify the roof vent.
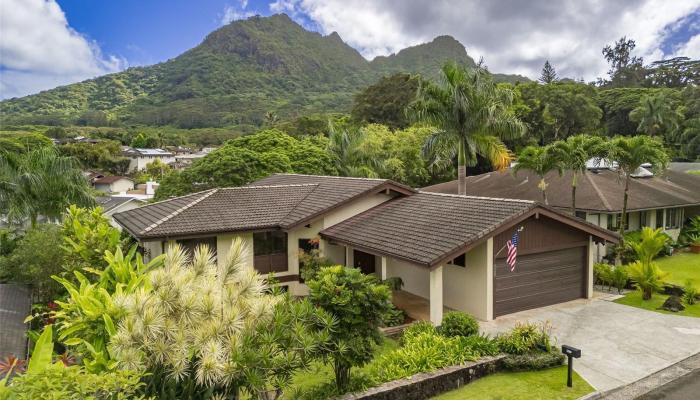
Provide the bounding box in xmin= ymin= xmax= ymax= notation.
xmin=631 ymin=166 xmax=654 ymax=178
xmin=586 ymin=157 xmax=617 ymax=170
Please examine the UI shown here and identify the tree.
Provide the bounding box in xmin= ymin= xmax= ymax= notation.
xmin=550 ymin=135 xmax=605 ymax=213
xmin=351 ymin=73 xmax=421 ymax=129
xmin=605 ymin=136 xmax=669 ymax=262
xmin=326 ymin=125 xmax=378 ymax=178
xmin=0 ymin=224 xmax=65 ymax=303
xmin=130 ymin=133 xmax=157 ymax=148
xmin=411 ymin=62 xmax=525 ymax=195
xmin=539 ymin=60 xmax=557 ymax=84
xmin=59 ymin=140 xmax=130 ymax=175
xmin=307 ymin=265 xmax=392 ymax=392
xmin=645 ymin=57 xmax=700 ymax=88
xmin=513 ymin=145 xmax=561 ymax=205
xmin=629 ymin=94 xmax=681 ymax=138
xmin=61 ymin=205 xmax=123 ymax=275
xmin=601 ymin=37 xmax=645 ymax=87
xmin=0 ymin=147 xmax=94 ymax=226
xmin=143 ymin=158 xmax=172 ymax=181
xmin=110 ymin=240 xmax=333 ymax=399
xmin=626 ymin=227 xmax=669 ymax=300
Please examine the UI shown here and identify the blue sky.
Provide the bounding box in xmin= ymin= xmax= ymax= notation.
xmin=1 ymin=0 xmax=699 ymax=99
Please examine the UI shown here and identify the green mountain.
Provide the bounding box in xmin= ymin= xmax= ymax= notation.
xmin=0 ymin=14 xmax=529 ymax=129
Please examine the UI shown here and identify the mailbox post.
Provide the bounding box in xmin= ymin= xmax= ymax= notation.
xmin=561 ymin=345 xmax=581 ymax=387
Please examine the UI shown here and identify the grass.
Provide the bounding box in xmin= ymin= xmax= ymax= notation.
xmin=614 ymin=291 xmax=700 ymax=317
xmin=655 ymin=252 xmax=700 ymax=287
xmin=433 ymin=366 xmax=593 ymax=400
xmin=687 ymin=170 xmax=700 ymax=176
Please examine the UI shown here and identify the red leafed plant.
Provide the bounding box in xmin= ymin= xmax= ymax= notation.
xmin=0 ymin=355 xmax=26 ymax=378
xmin=57 ymin=352 xmax=76 ymax=367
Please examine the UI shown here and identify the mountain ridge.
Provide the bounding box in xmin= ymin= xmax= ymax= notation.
xmin=0 ymin=13 xmax=529 ymax=128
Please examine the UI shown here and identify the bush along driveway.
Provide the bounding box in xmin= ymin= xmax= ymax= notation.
xmin=479 ymin=297 xmax=700 ymax=392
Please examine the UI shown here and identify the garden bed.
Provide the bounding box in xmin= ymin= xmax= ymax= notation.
xmin=614 ymin=291 xmax=700 ymax=318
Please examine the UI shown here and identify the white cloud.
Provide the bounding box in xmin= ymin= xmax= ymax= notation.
xmin=270 ymin=0 xmax=700 ymax=81
xmin=221 ymin=1 xmax=256 ymax=25
xmin=673 ymin=34 xmax=700 ymax=58
xmin=0 ymin=0 xmax=125 ymax=99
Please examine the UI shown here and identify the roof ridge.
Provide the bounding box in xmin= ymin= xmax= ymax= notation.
xmin=279 ymin=184 xmax=323 ymax=225
xmin=271 ymin=173 xmax=388 ymax=182
xmin=141 ymin=189 xmax=218 ymax=234
xmin=234 ymin=183 xmax=319 ymax=189
xmin=584 ymin=171 xmax=613 ymax=211
xmin=417 ymin=191 xmax=535 ymax=204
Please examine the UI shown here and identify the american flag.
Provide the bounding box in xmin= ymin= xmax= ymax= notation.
xmin=506 ymin=231 xmax=519 ymax=271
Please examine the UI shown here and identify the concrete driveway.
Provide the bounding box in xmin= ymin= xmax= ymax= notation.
xmin=480 ymin=294 xmax=700 ymax=391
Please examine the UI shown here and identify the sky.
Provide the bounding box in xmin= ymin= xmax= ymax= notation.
xmin=1 ymin=0 xmax=699 ymax=99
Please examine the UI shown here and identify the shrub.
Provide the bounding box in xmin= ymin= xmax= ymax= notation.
xmin=679 ymin=215 xmax=700 ymax=245
xmin=625 ymin=227 xmax=673 ymax=263
xmin=594 ymin=263 xmax=612 ymax=290
xmin=298 ymin=248 xmax=333 ymax=282
xmin=438 ymin=311 xmax=479 ymax=337
xmin=502 ymin=349 xmax=565 ymax=372
xmin=382 ymin=305 xmax=407 ymax=327
xmin=610 ymin=265 xmax=629 ymax=294
xmin=400 ymin=321 xmax=436 ymax=344
xmin=683 ymin=280 xmax=698 ymax=305
xmin=628 ymin=260 xmax=668 ymax=300
xmin=382 ymin=276 xmax=404 ymax=291
xmin=496 ymin=322 xmax=553 ymax=355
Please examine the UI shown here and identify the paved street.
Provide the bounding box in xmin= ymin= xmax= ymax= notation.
xmin=636 ymin=369 xmax=700 ymax=399
xmin=480 ymin=294 xmax=700 ymax=391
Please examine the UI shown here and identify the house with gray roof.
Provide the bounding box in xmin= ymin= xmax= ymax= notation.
xmin=422 ymin=168 xmax=700 ymax=262
xmin=114 ymin=174 xmax=618 ymax=324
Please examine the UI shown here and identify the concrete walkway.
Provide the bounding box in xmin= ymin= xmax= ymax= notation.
xmin=479 ymin=295 xmax=700 ymax=392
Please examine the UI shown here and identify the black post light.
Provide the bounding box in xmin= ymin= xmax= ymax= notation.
xmin=561 ymin=345 xmax=581 ymax=388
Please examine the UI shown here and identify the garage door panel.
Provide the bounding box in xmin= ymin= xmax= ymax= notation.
xmin=494 ymin=247 xmax=586 ymax=317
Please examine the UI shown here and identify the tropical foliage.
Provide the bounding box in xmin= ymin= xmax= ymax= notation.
xmin=626 ymin=228 xmax=670 ymax=300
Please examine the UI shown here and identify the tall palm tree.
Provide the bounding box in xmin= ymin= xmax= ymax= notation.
xmin=0 ymin=147 xmax=94 ymax=226
xmin=512 ymin=145 xmax=561 ymax=205
xmin=550 ymin=135 xmax=605 ymax=214
xmin=326 ymin=124 xmax=378 ymax=177
xmin=410 ymin=62 xmax=525 ymax=195
xmin=605 ymin=135 xmax=669 ymax=263
xmin=629 ymin=94 xmax=681 ymax=138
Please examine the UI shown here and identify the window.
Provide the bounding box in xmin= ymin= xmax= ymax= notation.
xmin=607 ymin=213 xmax=619 ymax=229
xmin=177 ymin=237 xmax=217 ymax=259
xmin=575 ymin=211 xmax=587 ymax=220
xmin=450 ymin=253 xmax=466 ymax=267
xmin=640 ymin=211 xmax=647 ymax=228
xmin=253 ymin=231 xmax=288 ymax=273
xmin=656 ymin=209 xmax=664 ymax=229
xmin=298 ymin=238 xmax=320 ymax=283
xmin=666 ymin=208 xmax=681 ymax=229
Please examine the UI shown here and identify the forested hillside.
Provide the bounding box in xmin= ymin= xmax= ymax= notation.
xmin=0 ymin=14 xmax=526 ymax=129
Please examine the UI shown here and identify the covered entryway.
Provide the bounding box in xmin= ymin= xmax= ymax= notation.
xmin=494 ymin=246 xmax=587 ymax=317
xmin=353 ymin=249 xmax=376 ymax=275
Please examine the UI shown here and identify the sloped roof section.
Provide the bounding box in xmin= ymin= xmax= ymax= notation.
xmin=422 ymin=169 xmax=700 ymax=212
xmin=114 ymin=174 xmax=414 ymax=239
xmin=320 ymin=192 xmax=536 ymax=267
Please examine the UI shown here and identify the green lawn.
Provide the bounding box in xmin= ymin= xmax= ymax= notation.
xmin=433 ymin=366 xmax=593 ymax=400
xmin=655 ymin=252 xmax=700 ymax=287
xmin=614 ymin=291 xmax=700 ymax=317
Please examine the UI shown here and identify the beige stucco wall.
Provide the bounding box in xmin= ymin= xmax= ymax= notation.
xmin=385 ymin=258 xmax=429 ymax=299
xmin=216 ymin=232 xmax=254 ymax=268
xmin=443 ymin=240 xmax=493 ymax=321
xmin=321 ymin=192 xmax=393 ymax=229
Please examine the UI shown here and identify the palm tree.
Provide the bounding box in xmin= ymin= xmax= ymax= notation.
xmin=627 ymin=227 xmax=669 ymax=300
xmin=629 ymin=94 xmax=681 ymax=138
xmin=549 ymin=135 xmax=605 ymax=213
xmin=410 ymin=62 xmax=525 ymax=195
xmin=0 ymin=147 xmax=94 ymax=226
xmin=605 ymin=136 xmax=669 ymax=262
xmin=512 ymin=145 xmax=561 ymax=205
xmin=326 ymin=124 xmax=378 ymax=177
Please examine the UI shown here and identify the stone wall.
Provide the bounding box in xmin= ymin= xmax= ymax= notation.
xmin=338 ymin=355 xmax=506 ymax=400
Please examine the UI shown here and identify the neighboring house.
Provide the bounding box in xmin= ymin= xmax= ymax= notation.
xmin=93 ymin=176 xmax=135 ymax=194
xmin=0 ymin=284 xmax=32 ymax=359
xmin=96 ymin=196 xmax=145 ymax=228
xmin=114 ymin=174 xmax=617 ymax=324
xmin=670 ymin=162 xmax=700 ymax=173
xmin=423 ymin=168 xmax=700 ymax=261
xmin=171 ymin=151 xmax=210 ymax=169
xmin=122 ymin=147 xmax=176 ymax=172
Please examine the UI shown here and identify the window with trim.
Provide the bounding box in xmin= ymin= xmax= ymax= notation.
xmin=666 ymin=208 xmax=680 ymax=229
xmin=177 ymin=236 xmax=217 ymax=259
xmin=607 ymin=213 xmax=618 ymax=229
xmin=656 ymin=209 xmax=664 ymax=229
xmin=575 ymin=211 xmax=586 ymax=220
xmin=253 ymin=231 xmax=288 ymax=273
xmin=640 ymin=211 xmax=647 ymax=227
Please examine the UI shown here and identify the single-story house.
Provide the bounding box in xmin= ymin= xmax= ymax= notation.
xmin=96 ymin=196 xmax=146 ymax=228
xmin=423 ymin=168 xmax=700 ymax=261
xmin=93 ymin=176 xmax=135 ymax=194
xmin=114 ymin=174 xmax=618 ymax=324
xmin=122 ymin=147 xmax=176 ymax=172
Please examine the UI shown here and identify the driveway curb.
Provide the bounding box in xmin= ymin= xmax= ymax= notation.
xmin=580 ymin=352 xmax=700 ymax=400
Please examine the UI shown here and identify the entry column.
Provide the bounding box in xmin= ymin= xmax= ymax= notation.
xmin=430 ymin=264 xmax=444 ymax=325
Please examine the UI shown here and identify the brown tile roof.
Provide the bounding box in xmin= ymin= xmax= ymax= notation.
xmin=320 ymin=192 xmax=618 ymax=267
xmin=422 ymin=169 xmax=700 ymax=213
xmin=93 ymin=176 xmax=133 ymax=184
xmin=320 ymin=192 xmax=536 ymax=267
xmin=114 ymin=174 xmax=414 ymax=239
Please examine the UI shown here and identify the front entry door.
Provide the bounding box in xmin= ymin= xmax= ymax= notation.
xmin=353 ymin=250 xmax=376 ymax=275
